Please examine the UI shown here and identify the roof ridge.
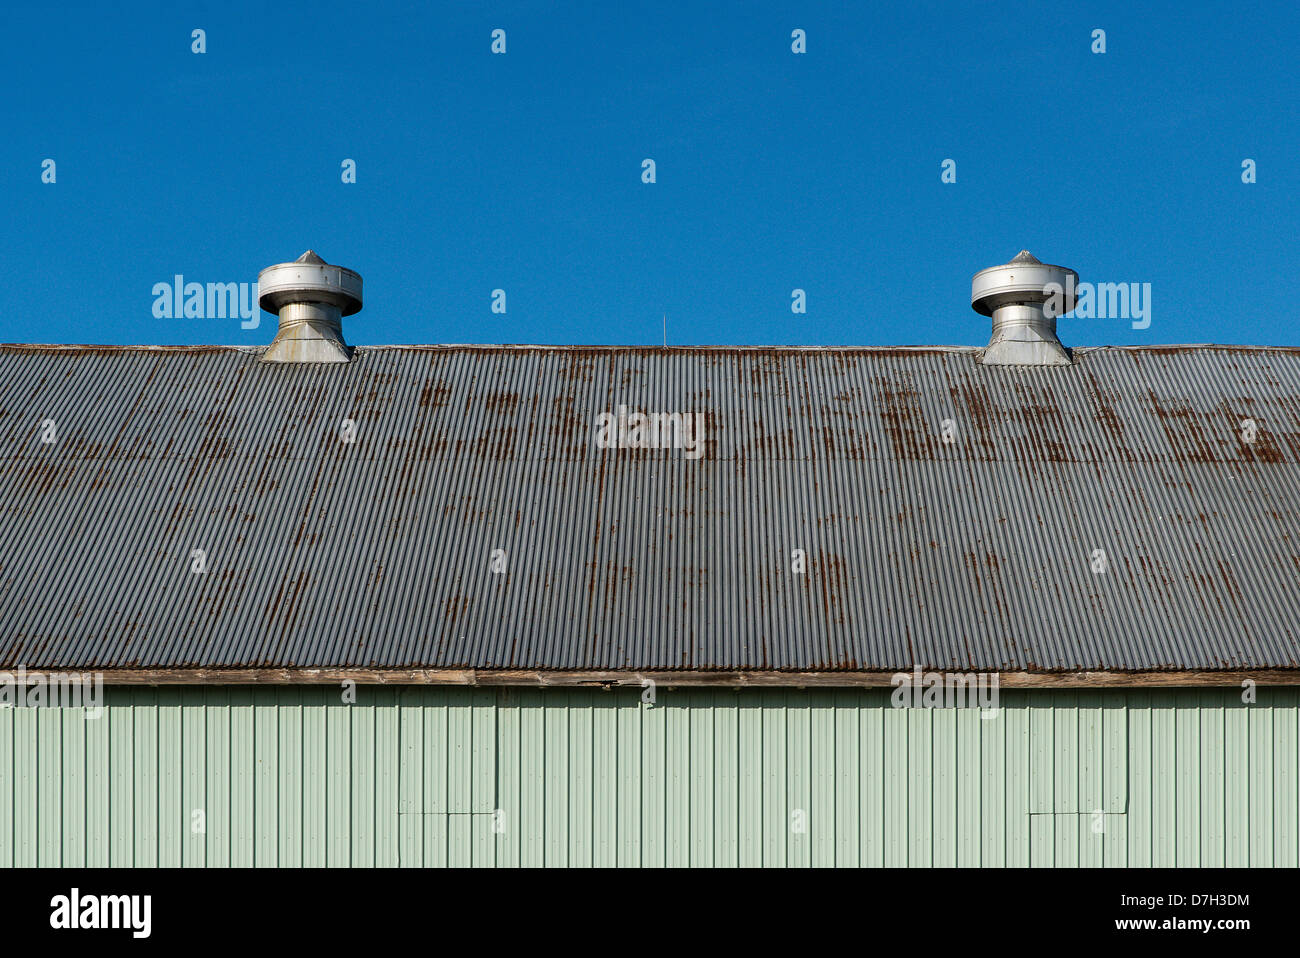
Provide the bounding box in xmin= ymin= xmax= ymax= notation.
xmin=2 ymin=342 xmax=1298 ymax=353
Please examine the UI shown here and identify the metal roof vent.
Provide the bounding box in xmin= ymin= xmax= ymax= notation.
xmin=258 ymin=251 xmax=362 ymax=363
xmin=972 ymin=250 xmax=1076 ymax=366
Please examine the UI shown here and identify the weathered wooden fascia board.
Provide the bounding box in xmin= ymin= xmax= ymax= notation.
xmin=64 ymin=668 xmax=1300 ymax=687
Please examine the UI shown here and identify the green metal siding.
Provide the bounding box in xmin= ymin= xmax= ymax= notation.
xmin=1 ymin=686 xmax=1297 ymax=867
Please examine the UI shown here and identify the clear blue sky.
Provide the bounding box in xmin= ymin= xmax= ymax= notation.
xmin=3 ymin=1 xmax=1295 ymax=348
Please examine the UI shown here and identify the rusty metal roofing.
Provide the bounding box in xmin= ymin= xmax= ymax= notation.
xmin=2 ymin=342 xmax=1299 ymax=673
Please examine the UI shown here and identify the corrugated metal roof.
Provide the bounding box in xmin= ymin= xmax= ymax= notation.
xmin=2 ymin=342 xmax=1298 ymax=672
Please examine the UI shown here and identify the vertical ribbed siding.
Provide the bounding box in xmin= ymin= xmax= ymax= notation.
xmin=0 ymin=685 xmax=1297 ymax=867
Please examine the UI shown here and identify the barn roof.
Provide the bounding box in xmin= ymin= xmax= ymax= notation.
xmin=2 ymin=342 xmax=1298 ymax=675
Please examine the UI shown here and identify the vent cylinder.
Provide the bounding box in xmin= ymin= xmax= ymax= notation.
xmin=972 ymin=251 xmax=1076 ymax=366
xmin=258 ymin=251 xmax=362 ymax=363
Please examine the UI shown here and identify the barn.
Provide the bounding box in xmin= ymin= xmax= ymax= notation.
xmin=1 ymin=250 xmax=1297 ymax=868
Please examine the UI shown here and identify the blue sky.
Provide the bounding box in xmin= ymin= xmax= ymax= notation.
xmin=3 ymin=0 xmax=1295 ymax=348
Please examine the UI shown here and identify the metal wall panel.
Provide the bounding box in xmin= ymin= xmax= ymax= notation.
xmin=1 ymin=685 xmax=1297 ymax=867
